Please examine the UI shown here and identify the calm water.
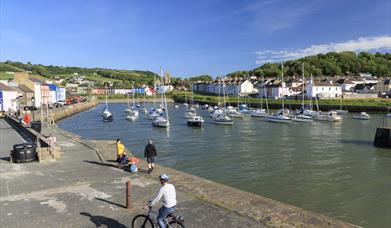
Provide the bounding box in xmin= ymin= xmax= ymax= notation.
xmin=59 ymin=103 xmax=391 ymax=227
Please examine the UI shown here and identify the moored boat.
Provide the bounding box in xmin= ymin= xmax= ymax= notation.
xmin=187 ymin=116 xmax=204 ymax=127
xmin=315 ymin=111 xmax=341 ymax=122
xmin=353 ymin=112 xmax=370 ymax=120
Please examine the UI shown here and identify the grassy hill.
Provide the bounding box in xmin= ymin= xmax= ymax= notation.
xmin=228 ymin=51 xmax=391 ymax=78
xmin=0 ymin=61 xmax=159 ymax=86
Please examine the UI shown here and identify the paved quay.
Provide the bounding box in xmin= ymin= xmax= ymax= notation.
xmin=0 ymin=125 xmax=262 ymax=228
xmin=0 ymin=119 xmax=28 ymax=158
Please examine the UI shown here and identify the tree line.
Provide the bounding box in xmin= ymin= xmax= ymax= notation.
xmin=227 ymin=51 xmax=391 ymax=78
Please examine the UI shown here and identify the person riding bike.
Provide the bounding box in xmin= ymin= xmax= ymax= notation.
xmin=145 ymin=174 xmax=176 ymax=228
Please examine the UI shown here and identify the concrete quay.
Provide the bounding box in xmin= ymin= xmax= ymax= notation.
xmin=1 ymin=119 xmax=360 ymax=227
xmin=0 ymin=125 xmax=263 ymax=228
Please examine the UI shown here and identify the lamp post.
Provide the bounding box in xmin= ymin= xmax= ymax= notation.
xmin=31 ymin=97 xmax=35 ymax=121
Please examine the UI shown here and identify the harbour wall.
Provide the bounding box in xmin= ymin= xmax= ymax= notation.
xmin=31 ymin=98 xmax=98 ymax=123
xmin=172 ymin=97 xmax=390 ymax=113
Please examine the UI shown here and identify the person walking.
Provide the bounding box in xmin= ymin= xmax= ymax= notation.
xmin=116 ymin=139 xmax=126 ymax=168
xmin=144 ymin=140 xmax=157 ymax=173
xmin=145 ymin=174 xmax=176 ymax=228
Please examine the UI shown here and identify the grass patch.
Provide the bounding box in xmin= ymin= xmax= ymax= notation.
xmin=172 ymin=91 xmax=391 ymax=107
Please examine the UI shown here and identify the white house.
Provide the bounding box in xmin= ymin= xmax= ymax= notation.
xmin=0 ymin=83 xmax=18 ymax=112
xmin=306 ymin=80 xmax=342 ymax=98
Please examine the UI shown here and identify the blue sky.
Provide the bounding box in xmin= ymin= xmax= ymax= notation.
xmin=1 ymin=0 xmax=390 ymax=77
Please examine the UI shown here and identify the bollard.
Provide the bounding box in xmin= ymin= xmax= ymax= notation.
xmin=126 ymin=181 xmax=131 ymax=209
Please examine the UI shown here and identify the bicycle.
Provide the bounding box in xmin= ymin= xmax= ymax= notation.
xmin=131 ymin=205 xmax=185 ymax=228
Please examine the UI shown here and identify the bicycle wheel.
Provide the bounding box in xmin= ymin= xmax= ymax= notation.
xmin=131 ymin=214 xmax=154 ymax=228
xmin=168 ymin=220 xmax=185 ymax=228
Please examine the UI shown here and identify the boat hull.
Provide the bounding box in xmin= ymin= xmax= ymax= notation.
xmin=267 ymin=116 xmax=291 ymax=123
xmin=293 ymin=117 xmax=313 ymax=123
xmin=214 ymin=120 xmax=234 ymax=125
xmin=187 ymin=121 xmax=203 ymax=127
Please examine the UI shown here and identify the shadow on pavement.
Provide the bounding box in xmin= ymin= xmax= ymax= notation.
xmin=0 ymin=156 xmax=11 ymax=162
xmin=95 ymin=197 xmax=126 ymax=209
xmin=80 ymin=212 xmax=127 ymax=228
xmin=83 ymin=160 xmax=118 ymax=168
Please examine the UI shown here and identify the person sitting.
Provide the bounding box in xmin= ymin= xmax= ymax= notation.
xmin=116 ymin=139 xmax=127 ymax=168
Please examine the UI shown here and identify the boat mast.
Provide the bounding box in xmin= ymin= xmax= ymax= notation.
xmin=161 ymin=67 xmax=169 ymax=123
xmin=281 ymin=63 xmax=284 ymax=110
xmin=105 ymin=84 xmax=108 ymax=110
xmin=222 ymin=79 xmax=227 ymax=116
xmin=132 ymin=82 xmax=135 ymax=108
xmin=302 ymin=63 xmax=305 ymax=108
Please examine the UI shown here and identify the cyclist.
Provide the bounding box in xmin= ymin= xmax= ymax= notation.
xmin=145 ymin=174 xmax=176 ymax=228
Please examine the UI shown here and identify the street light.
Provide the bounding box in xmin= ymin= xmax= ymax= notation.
xmin=31 ymin=96 xmax=35 ymax=121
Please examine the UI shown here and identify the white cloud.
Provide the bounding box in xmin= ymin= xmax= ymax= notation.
xmin=255 ymin=35 xmax=391 ymax=64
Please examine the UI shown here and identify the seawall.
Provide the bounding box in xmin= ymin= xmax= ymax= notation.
xmin=172 ymin=96 xmax=390 ymax=113
xmin=54 ymin=125 xmax=360 ymax=227
xmin=31 ymin=99 xmax=98 ymax=123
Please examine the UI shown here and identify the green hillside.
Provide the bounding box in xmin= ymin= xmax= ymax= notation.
xmin=228 ymin=51 xmax=391 ymax=78
xmin=0 ymin=61 xmax=159 ymax=86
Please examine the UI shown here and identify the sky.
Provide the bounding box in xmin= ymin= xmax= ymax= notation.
xmin=1 ymin=0 xmax=390 ymax=77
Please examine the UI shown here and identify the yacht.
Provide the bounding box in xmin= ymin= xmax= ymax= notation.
xmin=292 ymin=114 xmax=313 ymax=123
xmin=152 ymin=67 xmax=170 ymax=128
xmin=267 ymin=109 xmax=291 ymax=123
xmin=250 ymin=109 xmax=267 ymax=117
xmin=187 ymin=115 xmax=204 ymax=127
xmin=353 ymin=112 xmax=370 ymax=120
xmin=315 ymin=111 xmax=341 ymax=122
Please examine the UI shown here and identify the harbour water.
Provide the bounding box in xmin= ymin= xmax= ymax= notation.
xmin=59 ymin=103 xmax=391 ymax=228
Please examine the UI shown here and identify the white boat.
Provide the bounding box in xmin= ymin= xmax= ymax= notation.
xmin=187 ymin=115 xmax=204 ymax=127
xmin=148 ymin=110 xmax=160 ymax=120
xmin=387 ymin=113 xmax=391 ymax=118
xmin=126 ymin=114 xmax=137 ymax=121
xmin=207 ymin=107 xmax=214 ymax=113
xmin=210 ymin=109 xmax=223 ymax=118
xmin=267 ymin=109 xmax=291 ymax=123
xmin=202 ymin=104 xmax=209 ymax=109
xmin=353 ymin=112 xmax=370 ymax=120
xmin=315 ymin=111 xmax=341 ymax=122
xmin=214 ymin=80 xmax=234 ymax=125
xmin=214 ymin=115 xmax=234 ymax=125
xmin=174 ymin=104 xmax=179 ymax=109
xmin=238 ymin=104 xmax=250 ymax=114
xmin=142 ymin=107 xmax=148 ymax=114
xmin=226 ymin=109 xmax=244 ymax=118
xmin=185 ymin=110 xmax=196 ymax=119
xmin=102 ymin=86 xmax=113 ymax=122
xmin=152 ymin=116 xmax=170 ymax=127
xmin=302 ymin=109 xmax=319 ymax=117
xmin=183 ymin=103 xmax=189 ymax=107
xmin=152 ymin=67 xmax=170 ymax=128
xmin=293 ymin=114 xmax=313 ymax=123
xmin=251 ymin=109 xmax=267 ymax=117
xmin=267 ymin=64 xmax=291 ymax=124
xmin=267 ymin=114 xmax=291 ymax=123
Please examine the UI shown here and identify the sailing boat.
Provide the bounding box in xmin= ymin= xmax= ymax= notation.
xmin=183 ymin=89 xmax=189 ymax=107
xmin=334 ymin=95 xmax=348 ymax=115
xmin=152 ymin=67 xmax=170 ymax=128
xmin=267 ymin=63 xmax=291 ymax=123
xmin=214 ymin=79 xmax=234 ymax=125
xmin=124 ymin=93 xmax=132 ymax=113
xmin=148 ymin=73 xmax=160 ymax=120
xmin=300 ymin=74 xmax=320 ymax=117
xmin=293 ymin=63 xmax=313 ymax=123
xmin=251 ymin=76 xmax=268 ymax=117
xmin=187 ymin=83 xmax=204 ymax=126
xmin=102 ymin=85 xmax=113 ymax=122
xmin=226 ymin=91 xmax=244 ymax=118
xmin=126 ymin=86 xmax=139 ymax=121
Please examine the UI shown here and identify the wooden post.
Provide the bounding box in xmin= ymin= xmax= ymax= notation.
xmin=126 ymin=181 xmax=131 ymax=209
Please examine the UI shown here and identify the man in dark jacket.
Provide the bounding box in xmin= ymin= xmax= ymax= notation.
xmin=144 ymin=140 xmax=157 ymax=173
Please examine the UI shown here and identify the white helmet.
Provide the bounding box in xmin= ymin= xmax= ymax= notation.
xmin=159 ymin=174 xmax=169 ymax=181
